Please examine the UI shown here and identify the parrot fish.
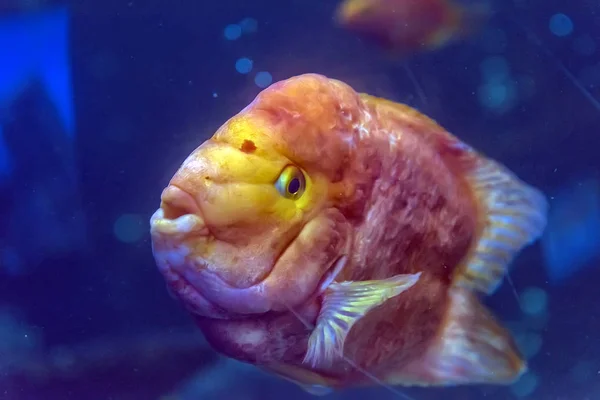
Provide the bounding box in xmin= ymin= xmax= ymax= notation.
xmin=335 ymin=0 xmax=490 ymax=56
xmin=149 ymin=74 xmax=547 ymax=395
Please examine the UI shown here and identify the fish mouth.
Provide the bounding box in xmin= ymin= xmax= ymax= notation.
xmin=150 ymin=202 xmax=276 ymax=317
xmin=150 ymin=184 xmax=209 ymax=237
xmin=150 ymin=208 xmax=208 ymax=237
xmin=151 ymin=209 xmax=345 ymax=318
xmin=150 ymin=207 xmax=236 ymax=319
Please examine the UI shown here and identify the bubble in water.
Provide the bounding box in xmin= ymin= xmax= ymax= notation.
xmin=479 ymin=82 xmax=507 ymax=107
xmin=114 ymin=214 xmax=145 ymax=243
xmin=254 ymin=71 xmax=273 ymax=88
xmin=549 ymin=13 xmax=574 ymax=37
xmin=224 ymin=24 xmax=242 ymax=40
xmin=479 ymin=56 xmax=510 ymax=81
xmin=525 ymin=311 xmax=550 ymax=331
xmin=520 ymin=287 xmax=548 ymax=316
xmin=235 ymin=58 xmax=253 ymax=74
xmin=572 ymin=34 xmax=596 ymax=56
xmin=239 ymin=18 xmax=258 ymax=34
xmin=510 ymin=372 xmax=539 ymax=398
xmin=477 ymin=80 xmax=517 ymax=113
xmin=515 ymin=332 xmax=543 ymax=358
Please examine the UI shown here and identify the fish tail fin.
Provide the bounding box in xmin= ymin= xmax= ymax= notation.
xmin=423 ymin=287 xmax=526 ymax=385
xmin=447 ymin=142 xmax=548 ymax=294
xmin=384 ymin=287 xmax=525 ymax=387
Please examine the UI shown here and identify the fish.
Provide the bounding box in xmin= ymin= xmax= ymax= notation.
xmin=335 ymin=0 xmax=490 ymax=56
xmin=149 ymin=73 xmax=548 ymax=395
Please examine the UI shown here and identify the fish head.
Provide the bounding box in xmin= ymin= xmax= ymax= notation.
xmin=150 ymin=74 xmax=368 ymax=320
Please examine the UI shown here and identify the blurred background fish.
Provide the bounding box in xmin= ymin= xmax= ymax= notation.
xmin=333 ymin=0 xmax=492 ymax=111
xmin=335 ymin=0 xmax=491 ymax=57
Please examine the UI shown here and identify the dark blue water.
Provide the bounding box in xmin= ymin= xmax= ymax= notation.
xmin=0 ymin=1 xmax=599 ymax=399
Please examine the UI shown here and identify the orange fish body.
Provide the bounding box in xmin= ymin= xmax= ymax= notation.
xmin=150 ymin=74 xmax=547 ymax=394
xmin=336 ymin=0 xmax=489 ymax=55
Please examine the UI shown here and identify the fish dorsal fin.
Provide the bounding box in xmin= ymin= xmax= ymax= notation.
xmin=359 ymin=96 xmax=548 ymax=294
xmin=303 ymin=273 xmax=421 ymax=369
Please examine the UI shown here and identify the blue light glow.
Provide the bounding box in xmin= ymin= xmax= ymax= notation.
xmin=235 ymin=57 xmax=253 ymax=74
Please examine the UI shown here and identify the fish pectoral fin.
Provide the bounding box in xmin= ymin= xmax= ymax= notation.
xmin=417 ymin=287 xmax=526 ymax=386
xmin=455 ymin=154 xmax=548 ymax=294
xmin=302 ymin=272 xmax=422 ymax=369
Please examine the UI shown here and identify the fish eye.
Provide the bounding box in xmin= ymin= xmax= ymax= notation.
xmin=275 ymin=165 xmax=306 ymax=200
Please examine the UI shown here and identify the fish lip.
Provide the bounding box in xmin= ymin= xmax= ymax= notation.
xmin=149 ymin=208 xmax=208 ymax=237
xmin=167 ymin=183 xmax=204 ymax=215
xmin=150 ymin=183 xmax=210 ymax=237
